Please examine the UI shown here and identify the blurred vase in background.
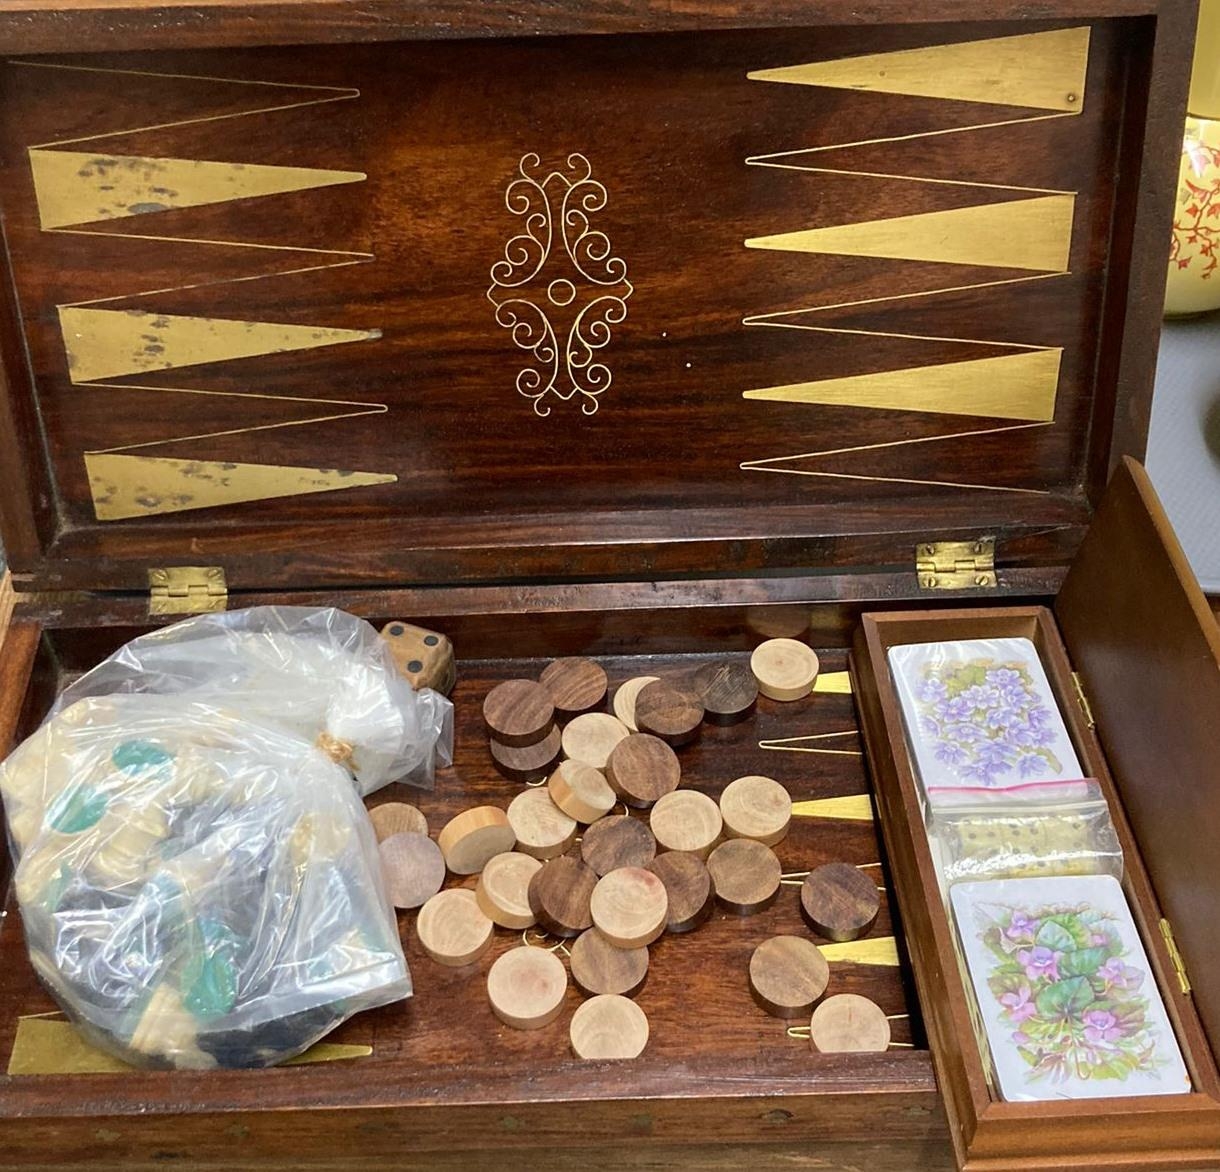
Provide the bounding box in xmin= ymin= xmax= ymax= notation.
xmin=1167 ymin=0 xmax=1220 ymax=316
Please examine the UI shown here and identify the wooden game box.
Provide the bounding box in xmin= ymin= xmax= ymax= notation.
xmin=0 ymin=2 xmax=1209 ymax=1170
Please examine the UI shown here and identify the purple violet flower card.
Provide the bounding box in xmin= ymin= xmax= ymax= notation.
xmin=888 ymin=638 xmax=1084 ymax=805
xmin=950 ymin=876 xmax=1190 ymax=1101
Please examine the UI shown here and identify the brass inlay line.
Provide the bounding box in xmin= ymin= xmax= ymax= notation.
xmin=17 ymin=61 xmax=397 ymax=519
xmin=740 ymin=422 xmax=1054 ymax=496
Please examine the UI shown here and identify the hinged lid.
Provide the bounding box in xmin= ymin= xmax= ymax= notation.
xmin=915 ymin=539 xmax=997 ymax=590
xmin=1056 ymin=456 xmax=1220 ymax=1065
xmin=147 ymin=566 xmax=228 ymax=615
xmin=0 ymin=9 xmax=1192 ymax=594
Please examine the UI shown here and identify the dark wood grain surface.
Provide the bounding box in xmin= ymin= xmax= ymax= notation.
xmin=1058 ymin=459 xmax=1220 ymax=1077
xmin=0 ymin=18 xmax=1175 ymax=592
xmin=0 ymin=638 xmax=938 ymax=1164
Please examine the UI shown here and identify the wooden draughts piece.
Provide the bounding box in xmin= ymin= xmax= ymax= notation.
xmin=561 ymin=712 xmax=631 ymax=769
xmin=569 ymin=928 xmax=649 ymax=997
xmin=489 ymin=724 xmax=563 ymax=783
xmin=483 ymin=679 xmax=556 ymax=747
xmin=689 ymin=661 xmax=758 ymax=725
xmin=580 ymin=814 xmax=657 ymax=876
xmin=719 ymin=775 xmax=792 ymax=847
xmin=800 ymin=862 xmax=881 ymax=942
xmin=808 ymin=994 xmax=891 ymax=1053
xmin=486 ymin=945 xmax=568 ymax=1030
xmin=379 ymin=831 xmax=446 ymax=910
xmin=528 ymin=854 xmax=599 ymax=938
xmin=369 ymin=801 xmax=429 ymax=843
xmin=437 ymin=806 xmax=516 ymax=875
xmin=612 ymin=675 xmax=660 ymax=732
xmin=590 ymin=866 xmax=669 ymax=948
xmin=646 ymin=851 xmax=714 ymax=934
xmin=548 ymin=759 xmax=616 ymax=824
xmin=380 ymin=621 xmax=456 ymax=695
xmin=749 ymin=935 xmax=830 ymax=1019
xmin=476 ymin=851 xmax=543 ymax=929
xmin=570 ymin=994 xmax=649 ymax=1060
xmin=605 ymin=733 xmax=681 ymax=809
xmin=540 ymin=657 xmax=608 ymax=720
xmin=507 ymin=788 xmax=578 ymax=860
xmin=750 ymin=639 xmax=820 ymax=701
xmin=706 ymin=839 xmax=782 ymax=915
xmin=416 ymin=888 xmax=494 ymax=967
xmin=649 ymin=789 xmax=722 ymax=858
xmin=634 ymin=681 xmax=704 ymax=747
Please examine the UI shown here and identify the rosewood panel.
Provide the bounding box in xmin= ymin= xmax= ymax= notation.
xmin=0 ymin=20 xmax=1165 ymax=589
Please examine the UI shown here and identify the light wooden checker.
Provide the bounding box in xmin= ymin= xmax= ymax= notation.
xmin=486 ymin=946 xmax=568 ymax=1030
xmin=476 ymin=851 xmax=542 ymax=929
xmin=507 ymin=788 xmax=577 ymax=860
xmin=437 ymin=806 xmax=516 ymax=875
xmin=379 ymin=831 xmax=446 ymax=910
xmin=548 ymin=759 xmax=616 ymax=824
xmin=612 ymin=675 xmax=660 ymax=732
xmin=750 ymin=639 xmax=820 ymax=701
xmin=808 ymin=994 xmax=891 ymax=1053
xmin=719 ymin=775 xmax=792 ymax=847
xmin=570 ymin=994 xmax=649 ymax=1060
xmin=706 ymin=838 xmax=782 ymax=915
xmin=561 ymin=712 xmax=631 ymax=769
xmin=590 ymin=866 xmax=668 ymax=948
xmin=369 ymin=802 xmax=429 ymax=843
xmin=606 ymin=733 xmax=681 ymax=809
xmin=569 ymin=928 xmax=649 ymax=998
xmin=416 ymin=888 xmax=494 ymax=967
xmin=649 ymin=789 xmax=722 ymax=858
xmin=749 ymin=935 xmax=830 ymax=1019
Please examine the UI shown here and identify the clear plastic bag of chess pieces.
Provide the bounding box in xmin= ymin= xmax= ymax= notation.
xmin=0 ymin=607 xmax=454 ymax=1070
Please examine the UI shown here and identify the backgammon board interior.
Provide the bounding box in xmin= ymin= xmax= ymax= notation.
xmin=0 ymin=17 xmax=1180 ymax=593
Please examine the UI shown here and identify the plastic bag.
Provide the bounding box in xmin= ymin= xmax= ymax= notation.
xmin=930 ymin=782 xmax=1123 ymax=886
xmin=2 ymin=693 xmax=410 ymax=1069
xmin=55 ymin=606 xmax=454 ymax=792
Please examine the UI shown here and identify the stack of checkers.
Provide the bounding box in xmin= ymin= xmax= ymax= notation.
xmin=370 ymin=643 xmax=882 ymax=1060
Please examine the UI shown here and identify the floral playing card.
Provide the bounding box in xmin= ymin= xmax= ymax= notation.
xmin=950 ymin=875 xmax=1190 ymax=1101
xmin=887 ymin=637 xmax=1084 ymax=805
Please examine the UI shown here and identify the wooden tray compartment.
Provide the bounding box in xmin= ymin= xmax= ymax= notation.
xmin=851 ymin=460 xmax=1220 ymax=1171
xmin=0 ymin=591 xmax=948 ymax=1170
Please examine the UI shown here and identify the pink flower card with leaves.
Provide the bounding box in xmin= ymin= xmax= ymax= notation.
xmin=950 ymin=875 xmax=1190 ymax=1101
xmin=888 ymin=637 xmax=1085 ymax=807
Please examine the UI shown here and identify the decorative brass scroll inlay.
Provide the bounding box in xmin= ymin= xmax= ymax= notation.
xmin=487 ymin=153 xmax=634 ymax=416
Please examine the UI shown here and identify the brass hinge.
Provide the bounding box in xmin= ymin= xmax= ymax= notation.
xmin=1160 ymin=919 xmax=1192 ymax=995
xmin=148 ymin=566 xmax=228 ymax=616
xmin=1071 ymin=671 xmax=1095 ymax=729
xmin=915 ymin=539 xmax=997 ymax=590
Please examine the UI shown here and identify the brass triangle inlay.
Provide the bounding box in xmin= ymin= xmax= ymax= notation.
xmin=748 ymin=27 xmax=1090 ymax=112
xmin=30 ymin=149 xmax=365 ymax=231
xmin=60 ymin=307 xmax=379 ymax=384
xmin=745 ymin=194 xmax=1074 ymax=272
xmin=744 ymin=348 xmax=1062 ymax=422
xmin=85 ymin=453 xmax=397 ymax=521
